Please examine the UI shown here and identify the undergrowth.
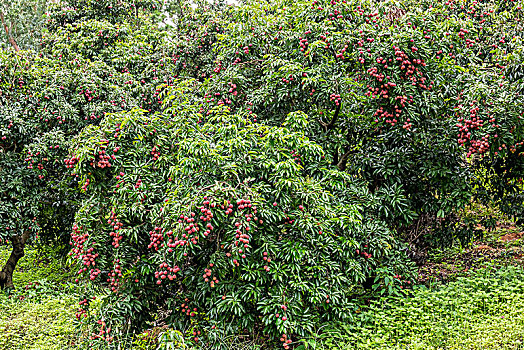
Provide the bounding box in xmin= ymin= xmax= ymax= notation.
xmin=1 ymin=223 xmax=524 ymax=350
xmin=0 ymin=244 xmax=79 ymax=350
xmin=302 ymin=265 xmax=524 ymax=350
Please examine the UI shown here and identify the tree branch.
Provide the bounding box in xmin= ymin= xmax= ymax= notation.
xmin=318 ymin=102 xmax=341 ymax=132
xmin=0 ymin=11 xmax=20 ymax=52
xmin=336 ymin=147 xmax=356 ymax=171
xmin=327 ymin=102 xmax=341 ymax=129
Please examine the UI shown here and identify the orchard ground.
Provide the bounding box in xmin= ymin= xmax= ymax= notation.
xmin=1 ymin=204 xmax=523 ymax=350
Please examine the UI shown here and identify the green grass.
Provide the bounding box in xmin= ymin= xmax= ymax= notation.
xmin=0 ymin=294 xmax=77 ymax=350
xmin=0 ymin=244 xmax=79 ymax=350
xmin=0 ymin=244 xmax=75 ymax=288
xmin=302 ymin=265 xmax=524 ymax=350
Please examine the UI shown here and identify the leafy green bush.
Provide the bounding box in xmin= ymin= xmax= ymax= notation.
xmin=0 ymin=0 xmax=180 ymax=288
xmin=68 ymin=82 xmax=411 ymax=348
xmin=0 ymin=0 xmax=47 ymax=51
xmin=1 ymin=0 xmax=524 ymax=347
xmin=189 ymin=0 xmax=524 ymax=246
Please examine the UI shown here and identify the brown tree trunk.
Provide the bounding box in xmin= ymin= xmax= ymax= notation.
xmin=0 ymin=11 xmax=20 ymax=52
xmin=0 ymin=231 xmax=30 ymax=289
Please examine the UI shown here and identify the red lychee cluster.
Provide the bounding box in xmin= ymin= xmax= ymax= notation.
xmin=280 ymin=333 xmax=292 ymax=349
xmin=263 ymin=251 xmax=271 ymax=271
xmin=227 ymin=82 xmax=238 ymax=96
xmin=202 ymin=263 xmax=219 ymax=287
xmin=80 ymin=87 xmax=99 ymax=103
xmin=393 ymin=46 xmax=431 ymax=89
xmin=155 ymin=261 xmax=180 ymax=285
xmin=76 ymin=298 xmax=90 ymax=319
xmin=213 ymin=61 xmax=224 ymax=73
xmin=148 ymin=226 xmax=165 ymax=250
xmin=281 ymin=74 xmax=295 ymax=85
xmin=89 ymin=320 xmax=113 ymax=342
xmin=299 ymin=34 xmax=309 ymax=52
xmin=356 ymin=247 xmax=372 ymax=259
xmin=180 ymin=298 xmax=197 ymax=317
xmin=150 ymin=145 xmax=160 ymax=160
xmin=455 ymin=101 xmax=500 ymax=157
xmin=95 ymin=151 xmax=112 ymax=168
xmin=107 ymin=211 xmax=123 ymax=248
xmin=108 ymin=260 xmax=122 ymax=292
xmin=64 ymin=155 xmax=78 ymax=168
xmin=114 ymin=171 xmax=125 ymax=189
xmin=70 ymin=224 xmax=101 ymax=282
xmin=81 ymin=178 xmax=90 ymax=191
xmin=24 ymin=151 xmax=40 ymax=169
xmin=329 ymin=93 xmax=341 ymax=106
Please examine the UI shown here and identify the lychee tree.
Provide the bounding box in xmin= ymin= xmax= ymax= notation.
xmin=457 ymin=39 xmax=524 ymax=223
xmin=48 ymin=0 xmax=524 ymax=346
xmin=0 ymin=0 xmax=190 ymax=289
xmin=67 ymin=81 xmax=411 ymax=348
xmin=192 ymin=0 xmax=524 ymax=245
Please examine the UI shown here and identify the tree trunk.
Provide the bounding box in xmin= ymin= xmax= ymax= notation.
xmin=0 ymin=11 xmax=20 ymax=52
xmin=0 ymin=231 xmax=30 ymax=289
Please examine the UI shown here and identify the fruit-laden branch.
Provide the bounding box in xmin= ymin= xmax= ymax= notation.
xmin=0 ymin=11 xmax=20 ymax=52
xmin=0 ymin=230 xmax=30 ymax=289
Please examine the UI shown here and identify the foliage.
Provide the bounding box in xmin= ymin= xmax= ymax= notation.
xmin=0 ymin=0 xmax=179 ymax=287
xmin=1 ymin=0 xmax=524 ymax=347
xmin=302 ymin=265 xmax=524 ymax=350
xmin=183 ymin=0 xmax=524 ymax=245
xmin=0 ymin=0 xmax=47 ymax=52
xmin=68 ymin=82 xmax=411 ymax=348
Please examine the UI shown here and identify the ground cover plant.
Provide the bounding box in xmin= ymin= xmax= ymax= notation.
xmin=0 ymin=0 xmax=523 ymax=348
xmin=0 ymin=245 xmax=78 ymax=350
xmin=303 ymin=265 xmax=524 ymax=350
xmin=1 ymin=236 xmax=524 ymax=350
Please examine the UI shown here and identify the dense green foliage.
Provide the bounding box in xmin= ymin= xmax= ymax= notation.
xmin=68 ymin=83 xmax=414 ymax=347
xmin=304 ymin=265 xmax=524 ymax=350
xmin=196 ymin=0 xmax=524 ymax=242
xmin=0 ymin=0 xmax=523 ymax=347
xmin=0 ymin=0 xmax=176 ymax=287
xmin=0 ymin=0 xmax=47 ymax=52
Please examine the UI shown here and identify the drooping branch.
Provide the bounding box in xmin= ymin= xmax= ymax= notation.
xmin=0 ymin=11 xmax=20 ymax=52
xmin=0 ymin=230 xmax=30 ymax=289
